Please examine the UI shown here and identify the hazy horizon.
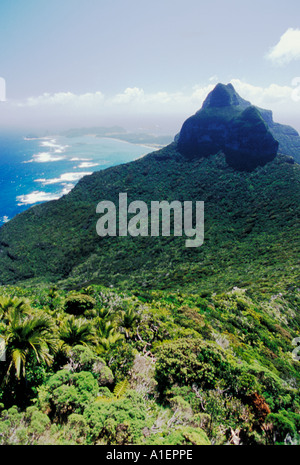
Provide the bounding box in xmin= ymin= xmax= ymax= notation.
xmin=0 ymin=0 xmax=300 ymax=134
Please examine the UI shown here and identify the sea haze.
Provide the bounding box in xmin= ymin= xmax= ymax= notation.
xmin=0 ymin=132 xmax=153 ymax=226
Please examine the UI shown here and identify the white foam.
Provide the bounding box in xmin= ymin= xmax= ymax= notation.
xmin=40 ymin=139 xmax=69 ymax=153
xmin=35 ymin=171 xmax=93 ymax=185
xmin=16 ymin=186 xmax=73 ymax=205
xmin=23 ymin=138 xmax=69 ymax=163
xmin=24 ymin=152 xmax=66 ymax=163
xmin=76 ymin=162 xmax=100 ymax=168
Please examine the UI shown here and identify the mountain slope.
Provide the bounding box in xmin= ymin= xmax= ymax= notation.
xmin=0 ymin=147 xmax=299 ymax=294
xmin=0 ymin=83 xmax=299 ymax=295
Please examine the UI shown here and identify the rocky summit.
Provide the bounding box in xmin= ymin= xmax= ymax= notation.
xmin=177 ymin=83 xmax=279 ymax=171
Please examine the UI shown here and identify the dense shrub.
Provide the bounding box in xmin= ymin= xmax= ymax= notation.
xmin=64 ymin=294 xmax=96 ymax=316
xmin=40 ymin=370 xmax=99 ymax=422
xmin=83 ymin=391 xmax=149 ymax=444
xmin=155 ymin=338 xmax=233 ymax=394
xmin=0 ymin=406 xmax=50 ymax=445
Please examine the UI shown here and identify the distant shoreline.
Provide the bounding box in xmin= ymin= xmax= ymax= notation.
xmin=24 ymin=133 xmax=168 ymax=150
xmin=81 ymin=133 xmax=161 ymax=149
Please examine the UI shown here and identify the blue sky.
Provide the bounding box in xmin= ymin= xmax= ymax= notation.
xmin=0 ymin=0 xmax=300 ymax=132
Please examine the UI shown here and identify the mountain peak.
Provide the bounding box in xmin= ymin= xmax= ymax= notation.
xmin=202 ymin=83 xmax=250 ymax=110
xmin=177 ymin=83 xmax=279 ymax=171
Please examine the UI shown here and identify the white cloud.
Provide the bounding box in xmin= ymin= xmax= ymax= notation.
xmin=191 ymin=84 xmax=215 ymax=104
xmin=6 ymin=79 xmax=300 ymax=133
xmin=17 ymin=82 xmax=291 ymax=117
xmin=266 ymin=28 xmax=300 ymax=65
xmin=112 ymin=87 xmax=145 ymax=104
xmin=110 ymin=81 xmax=295 ymax=112
xmin=17 ymin=91 xmax=104 ymax=107
xmin=230 ymin=79 xmax=294 ymax=106
xmin=111 ymin=87 xmax=188 ymax=107
xmin=12 ymin=82 xmax=298 ymax=114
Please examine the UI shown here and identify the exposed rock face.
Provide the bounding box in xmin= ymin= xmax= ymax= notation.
xmin=225 ymin=106 xmax=280 ymax=171
xmin=201 ymin=82 xmax=250 ymax=109
xmin=177 ymin=83 xmax=279 ymax=171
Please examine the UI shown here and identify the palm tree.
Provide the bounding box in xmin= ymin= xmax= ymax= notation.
xmin=4 ymin=308 xmax=58 ymax=381
xmin=84 ymin=305 xmax=112 ymax=320
xmin=58 ymin=315 xmax=96 ymax=353
xmin=0 ymin=296 xmax=30 ymax=323
xmin=119 ymin=308 xmax=141 ymax=339
xmin=95 ymin=319 xmax=123 ymax=353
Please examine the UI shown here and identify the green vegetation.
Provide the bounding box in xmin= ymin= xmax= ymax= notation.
xmin=0 ymin=284 xmax=299 ymax=445
xmin=0 ymin=145 xmax=299 ymax=297
xmin=0 ymin=85 xmax=299 ymax=445
xmin=0 ymin=147 xmax=298 ymax=446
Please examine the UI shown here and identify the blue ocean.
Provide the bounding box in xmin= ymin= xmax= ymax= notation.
xmin=0 ymin=132 xmax=153 ymax=226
